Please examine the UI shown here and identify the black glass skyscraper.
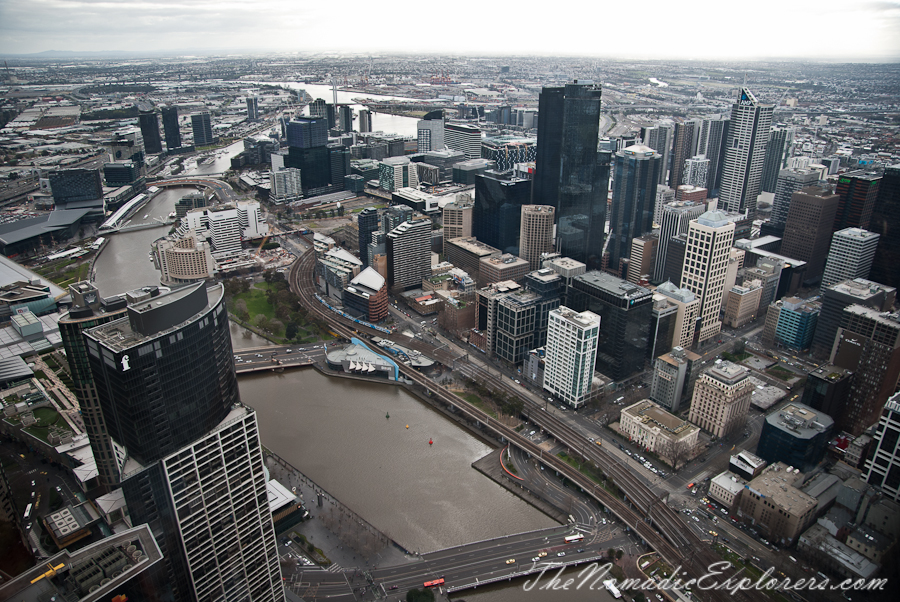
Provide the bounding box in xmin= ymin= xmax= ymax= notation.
xmin=138 ymin=110 xmax=163 ymax=154
xmin=868 ymin=164 xmax=900 ymax=288
xmin=607 ymin=145 xmax=662 ymax=271
xmin=358 ymin=207 xmax=380 ymax=268
xmin=533 ymin=80 xmax=609 ymax=270
xmin=473 ymin=170 xmax=532 ymax=255
xmin=161 ymin=105 xmax=181 ymax=150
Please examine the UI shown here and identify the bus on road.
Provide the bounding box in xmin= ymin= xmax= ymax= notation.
xmin=424 ymin=578 xmax=445 ymax=588
xmin=564 ymin=534 xmax=584 ymax=543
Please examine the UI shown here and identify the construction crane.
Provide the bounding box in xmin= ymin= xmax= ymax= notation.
xmin=256 ymin=234 xmax=271 ymax=254
xmin=30 ymin=563 xmax=65 ymax=584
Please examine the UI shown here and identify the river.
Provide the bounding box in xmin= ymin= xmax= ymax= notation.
xmin=91 ymin=188 xmax=614 ymax=601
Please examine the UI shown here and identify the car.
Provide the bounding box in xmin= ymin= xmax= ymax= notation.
xmin=55 ymin=486 xmax=61 ymax=492
xmin=31 ymin=480 xmax=35 ymax=487
xmin=626 ymin=451 xmax=632 ymax=456
xmin=531 ymin=556 xmax=541 ymax=562
xmin=557 ymin=552 xmax=566 ymax=557
xmin=389 ymin=585 xmax=398 ymax=590
xmin=25 ymin=522 xmax=31 ymax=530
xmin=286 ymin=349 xmax=292 ymax=353
xmin=514 ymin=379 xmax=520 ymax=384
xmin=506 ymin=558 xmax=516 ymax=564
xmin=577 ymin=548 xmax=584 ymax=553
xmin=657 ymin=595 xmax=664 ymax=602
xmin=692 ymin=516 xmax=700 ymax=522
xmin=538 ymin=552 xmax=548 ymax=557
xmin=601 ymin=518 xmax=607 ymax=525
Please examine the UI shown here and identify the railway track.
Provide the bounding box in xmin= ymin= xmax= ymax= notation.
xmin=288 ymin=250 xmax=752 ymax=602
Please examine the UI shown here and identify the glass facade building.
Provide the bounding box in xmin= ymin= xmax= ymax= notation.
xmin=161 ymin=106 xmax=182 ymax=150
xmin=472 ymin=170 xmax=532 ymax=255
xmin=608 ymin=145 xmax=662 ymax=271
xmin=533 ymin=81 xmax=610 ymax=270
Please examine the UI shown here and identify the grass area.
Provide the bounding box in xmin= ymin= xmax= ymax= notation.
xmin=721 ymin=351 xmax=751 ymax=362
xmin=454 ymin=391 xmax=497 ymax=418
xmin=231 ymin=287 xmax=277 ymax=321
xmin=351 ymin=204 xmax=385 ymax=213
xmin=227 ymin=284 xmax=333 ymax=344
xmin=32 ymin=370 xmax=47 ymax=381
xmin=766 ymin=365 xmax=796 ymax=381
xmin=557 ymin=451 xmax=622 ymax=499
xmin=32 ymin=407 xmax=59 ymax=427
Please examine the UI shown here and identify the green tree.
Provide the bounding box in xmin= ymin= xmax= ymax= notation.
xmin=405 ymin=588 xmax=434 ymax=602
xmin=285 ymin=322 xmax=299 ymax=340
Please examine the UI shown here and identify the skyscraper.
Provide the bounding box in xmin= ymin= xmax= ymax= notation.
xmin=760 ymin=126 xmax=795 ymax=193
xmin=689 ymin=361 xmax=754 ymax=438
xmin=246 ymin=96 xmax=259 ymax=120
xmin=669 ymin=119 xmax=701 ymax=189
xmin=386 ymin=218 xmax=432 ymax=290
xmin=682 ymin=155 xmax=710 ymax=189
xmin=833 ymin=170 xmax=882 ymax=232
xmin=681 ymin=210 xmax=736 ymax=346
xmin=417 ymin=113 xmax=445 ymax=152
xmin=84 ymin=283 xmax=284 ymax=602
xmin=533 ymin=80 xmax=610 ymax=270
xmin=821 ymin=228 xmax=880 ymax=288
xmin=191 ymin=111 xmax=214 ymax=147
xmin=718 ymin=88 xmax=774 ymax=219
xmin=357 ymin=207 xmax=380 ymax=268
xmin=641 ymin=122 xmax=674 ymax=185
xmin=696 ymin=116 xmax=729 ymax=197
xmin=519 ymin=205 xmax=556 ymax=271
xmin=161 ymin=105 xmax=181 ymax=150
xmin=444 ymin=122 xmax=481 ymax=159
xmin=473 ymin=170 xmax=532 ymax=255
xmin=868 ymin=164 xmax=900 ymax=288
xmin=338 ymin=105 xmax=353 ymax=132
xmin=442 ymin=197 xmax=474 ymax=255
xmin=767 ymin=167 xmax=822 ymax=237
xmin=607 ymin=144 xmax=662 ymax=273
xmin=358 ymin=109 xmax=373 ymax=133
xmin=48 ymin=168 xmax=103 ymax=206
xmin=543 ymin=306 xmax=601 ymax=408
xmin=864 ymin=391 xmax=900 ymax=502
xmin=811 ymin=278 xmax=896 ymax=359
xmin=780 ymin=186 xmax=840 ymax=283
xmin=138 ymin=110 xmax=163 ymax=155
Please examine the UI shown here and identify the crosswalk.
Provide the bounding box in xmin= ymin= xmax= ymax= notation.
xmin=326 ymin=562 xmax=343 ymax=573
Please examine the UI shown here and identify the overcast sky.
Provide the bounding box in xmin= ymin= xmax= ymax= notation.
xmin=1 ymin=0 xmax=899 ymax=61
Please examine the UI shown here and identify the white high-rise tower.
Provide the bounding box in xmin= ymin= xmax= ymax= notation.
xmin=718 ymin=88 xmax=774 ymax=219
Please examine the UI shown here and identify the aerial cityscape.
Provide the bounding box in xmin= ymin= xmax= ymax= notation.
xmin=0 ymin=16 xmax=899 ymax=602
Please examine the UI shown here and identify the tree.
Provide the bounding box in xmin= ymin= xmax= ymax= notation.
xmin=285 ymin=322 xmax=299 ymax=340
xmin=607 ymin=547 xmax=615 ymax=559
xmin=405 ymin=588 xmax=434 ymax=602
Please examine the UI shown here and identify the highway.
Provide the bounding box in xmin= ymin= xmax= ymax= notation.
xmin=287 ymin=246 xmax=754 ymax=602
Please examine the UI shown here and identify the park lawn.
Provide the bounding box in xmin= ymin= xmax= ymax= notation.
xmin=230 ymin=287 xmax=276 ymax=321
xmin=455 ymin=391 xmax=497 ymax=418
xmin=32 ymin=407 xmax=59 ymax=427
xmin=766 ymin=366 xmax=795 ymax=381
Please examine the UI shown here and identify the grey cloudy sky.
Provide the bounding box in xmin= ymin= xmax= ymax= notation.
xmin=1 ymin=0 xmax=899 ymax=60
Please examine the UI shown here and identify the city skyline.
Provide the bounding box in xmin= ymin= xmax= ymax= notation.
xmin=1 ymin=1 xmax=899 ymax=60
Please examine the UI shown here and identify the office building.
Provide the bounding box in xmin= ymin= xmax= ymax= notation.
xmin=675 ymin=185 xmax=708 ymax=203
xmin=868 ymin=164 xmax=899 ymax=288
xmin=381 ymin=205 xmax=413 ymax=234
xmin=474 ymin=280 xmax=521 ymax=355
xmin=308 ymin=98 xmax=327 ymax=119
xmin=650 ymin=346 xmax=701 ymax=413
xmin=718 ymin=88 xmax=774 ymax=218
xmin=442 ymin=198 xmax=474 ymax=255
xmin=338 ymin=105 xmax=352 ymax=132
xmin=662 ymin=233 xmax=688 ymax=287
xmin=831 ymin=305 xmax=900 ymax=436
xmin=608 ymin=145 xmax=662 ymax=271
xmin=568 ymin=271 xmax=653 ymax=380
xmin=641 ymin=122 xmax=674 ymax=185
xmin=343 ymin=267 xmax=388 ymax=323
xmin=533 ymin=80 xmax=610 ymax=270
xmin=519 ymin=205 xmax=556 ymax=271
xmin=767 ymin=168 xmax=822 ymax=236
xmin=379 ymin=156 xmax=418 ymax=192
xmin=175 ymin=192 xmax=206 ymax=218
xmin=480 ymin=253 xmax=530 ymax=287
xmin=801 ymin=364 xmax=854 ymax=430
xmin=138 ymin=110 xmax=163 ymax=155
xmin=709 ymin=472 xmax=747 ymax=512
xmin=812 ymin=278 xmax=896 ymax=359
xmin=317 ymin=247 xmax=362 ymax=294
xmin=357 ymin=207 xmax=380 ymax=268
xmin=739 ymin=463 xmax=818 ymax=545
xmin=689 ymin=361 xmax=754 ymax=438
xmin=445 ymin=122 xmax=481 ymax=159
xmin=161 ymin=105 xmax=181 ymax=150
xmin=681 ymin=210 xmax=736 ymax=345
xmin=834 ymin=170 xmax=881 ymax=232
xmin=84 ymin=283 xmax=284 ymax=602
xmin=773 ymin=297 xmax=820 ymax=351
xmin=358 ymin=109 xmax=372 ymax=133
xmin=417 ymin=113 xmax=445 ymax=152
xmin=780 ymin=186 xmax=841 ymax=283
xmin=473 ymin=170 xmax=532 ymax=255
xmin=669 ymin=119 xmax=701 ymax=189
xmin=649 ymin=292 xmax=678 ymax=361
xmin=493 ymin=289 xmax=544 ymax=364
xmin=821 ymin=228 xmax=880 ymax=289
xmin=682 ymin=155 xmax=710 ymax=189
xmin=445 ymin=237 xmax=500 ymax=286
xmin=386 ymin=218 xmax=432 ymax=291
xmin=654 ymin=281 xmax=700 ymax=350
xmin=696 ymin=115 xmax=729 ymax=197
xmin=286 ymin=117 xmax=328 ymax=149
xmin=103 ymin=161 xmax=141 ymax=186
xmin=757 ymin=403 xmax=833 ymax=472
xmin=543 ymin=306 xmax=600 ymax=408
xmin=653 ymin=201 xmax=705 ymax=283
xmin=620 ymin=400 xmax=700 ymax=468
xmin=190 ymin=111 xmax=215 ymax=147
xmin=482 ymin=135 xmax=537 ymax=172
xmin=864 ymin=392 xmax=900 ymax=502
xmin=49 ymin=168 xmax=103 ymax=207
xmin=246 ymin=95 xmax=259 ymax=120
xmin=627 ymin=234 xmax=657 ymax=284
xmin=723 ymin=280 xmax=762 ymax=328
xmin=760 ymin=126 xmax=795 ymax=193
xmin=654 ymin=185 xmax=676 ymax=224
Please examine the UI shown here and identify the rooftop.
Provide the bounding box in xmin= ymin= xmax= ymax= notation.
xmin=768 ymin=403 xmax=834 ymax=439
xmin=706 ymin=360 xmax=751 ymax=385
xmin=447 ymin=236 xmax=500 ymax=256
xmin=349 ymin=267 xmax=385 ymax=293
xmin=575 ymin=270 xmax=652 ymax=300
xmin=622 ymin=399 xmax=698 ymax=440
xmin=829 ymin=278 xmax=895 ymax=299
xmin=747 ymin=462 xmax=818 ymax=516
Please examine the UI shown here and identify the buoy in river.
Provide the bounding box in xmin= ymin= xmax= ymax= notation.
xmin=429 ymin=438 xmax=433 ymax=445
xmin=386 ymin=412 xmax=390 ymax=419
xmin=406 ymin=424 xmax=409 ymax=429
